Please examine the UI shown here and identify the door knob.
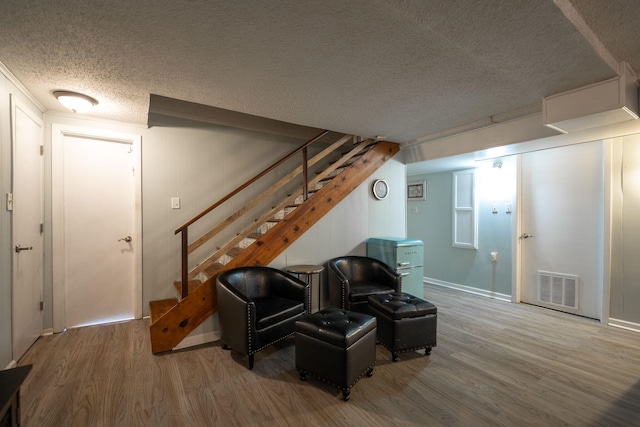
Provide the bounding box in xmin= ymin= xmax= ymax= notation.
xmin=118 ymin=236 xmax=132 ymax=243
xmin=15 ymin=245 xmax=33 ymax=253
xmin=521 ymin=233 xmax=533 ymax=239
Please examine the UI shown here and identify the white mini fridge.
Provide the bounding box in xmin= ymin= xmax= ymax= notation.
xmin=366 ymin=237 xmax=424 ymax=297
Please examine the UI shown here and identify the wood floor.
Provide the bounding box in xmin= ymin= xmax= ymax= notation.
xmin=17 ymin=284 xmax=640 ymax=426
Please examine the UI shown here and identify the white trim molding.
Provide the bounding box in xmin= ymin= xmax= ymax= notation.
xmin=426 ymin=277 xmax=512 ymax=302
xmin=608 ymin=318 xmax=640 ymax=333
xmin=0 ymin=61 xmax=45 ymax=111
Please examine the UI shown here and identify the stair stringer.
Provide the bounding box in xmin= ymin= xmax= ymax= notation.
xmin=149 ymin=141 xmax=400 ymax=353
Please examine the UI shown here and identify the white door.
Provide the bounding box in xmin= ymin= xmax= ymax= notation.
xmin=11 ymin=96 xmax=44 ymax=361
xmin=519 ymin=141 xmax=603 ymax=319
xmin=52 ymin=125 xmax=142 ymax=331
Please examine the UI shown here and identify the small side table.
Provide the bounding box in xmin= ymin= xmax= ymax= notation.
xmin=285 ymin=264 xmax=324 ymax=313
xmin=0 ymin=364 xmax=32 ymax=427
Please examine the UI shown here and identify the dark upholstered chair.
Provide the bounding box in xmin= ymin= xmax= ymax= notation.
xmin=327 ymin=256 xmax=401 ymax=314
xmin=216 ymin=266 xmax=310 ymax=370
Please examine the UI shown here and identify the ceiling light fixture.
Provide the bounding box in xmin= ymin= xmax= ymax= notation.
xmin=53 ymin=90 xmax=99 ymax=112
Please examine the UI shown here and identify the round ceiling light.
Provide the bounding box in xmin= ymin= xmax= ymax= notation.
xmin=53 ymin=90 xmax=99 ymax=112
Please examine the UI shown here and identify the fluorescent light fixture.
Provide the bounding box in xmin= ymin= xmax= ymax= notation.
xmin=53 ymin=90 xmax=98 ymax=112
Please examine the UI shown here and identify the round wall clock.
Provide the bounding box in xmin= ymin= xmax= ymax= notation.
xmin=372 ymin=179 xmax=389 ymax=200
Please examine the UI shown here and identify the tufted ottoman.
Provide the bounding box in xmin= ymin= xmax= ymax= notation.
xmin=367 ymin=292 xmax=437 ymax=362
xmin=295 ymin=308 xmax=377 ymax=401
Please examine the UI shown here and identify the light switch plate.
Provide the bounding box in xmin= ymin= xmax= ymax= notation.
xmin=171 ymin=197 xmax=180 ymax=209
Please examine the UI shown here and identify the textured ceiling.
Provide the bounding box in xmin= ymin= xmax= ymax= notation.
xmin=0 ymin=0 xmax=638 ymax=143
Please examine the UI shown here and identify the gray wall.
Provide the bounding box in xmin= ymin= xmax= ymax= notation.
xmin=407 ymin=161 xmax=515 ymax=296
xmin=5 ymin=74 xmax=640 ymax=367
xmin=141 ymin=123 xmax=406 ymax=309
xmin=1 ymin=103 xmax=405 ymax=366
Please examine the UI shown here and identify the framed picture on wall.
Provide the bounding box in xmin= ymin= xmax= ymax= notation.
xmin=407 ymin=180 xmax=426 ymax=201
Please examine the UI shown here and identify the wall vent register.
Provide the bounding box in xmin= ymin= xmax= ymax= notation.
xmin=537 ymin=271 xmax=578 ymax=309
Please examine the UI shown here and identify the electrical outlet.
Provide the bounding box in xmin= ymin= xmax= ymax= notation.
xmin=491 ymin=252 xmax=498 ymax=262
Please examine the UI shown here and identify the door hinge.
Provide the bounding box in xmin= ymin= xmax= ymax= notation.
xmin=40 ymin=145 xmax=44 ymax=156
xmin=40 ymin=223 xmax=44 ymax=234
xmin=40 ymin=301 xmax=44 ymax=311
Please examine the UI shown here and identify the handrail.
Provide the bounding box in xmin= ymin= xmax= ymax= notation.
xmin=187 ymin=134 xmax=353 ymax=255
xmin=186 ymin=135 xmax=359 ymax=278
xmin=175 ymin=129 xmax=329 ymax=235
xmin=174 ymin=129 xmax=330 ymax=298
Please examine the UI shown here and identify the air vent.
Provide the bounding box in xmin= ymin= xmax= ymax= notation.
xmin=537 ymin=271 xmax=578 ymax=309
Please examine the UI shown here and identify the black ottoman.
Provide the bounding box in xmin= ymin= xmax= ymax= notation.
xmin=295 ymin=308 xmax=377 ymax=401
xmin=368 ymin=292 xmax=437 ymax=361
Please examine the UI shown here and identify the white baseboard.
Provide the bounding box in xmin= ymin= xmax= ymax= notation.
xmin=4 ymin=360 xmax=17 ymax=370
xmin=172 ymin=330 xmax=221 ymax=351
xmin=426 ymin=277 xmax=512 ymax=302
xmin=608 ymin=318 xmax=640 ymax=333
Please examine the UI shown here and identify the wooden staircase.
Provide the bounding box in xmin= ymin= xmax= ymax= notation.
xmin=149 ymin=134 xmax=399 ymax=353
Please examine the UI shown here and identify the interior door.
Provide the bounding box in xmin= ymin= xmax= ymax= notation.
xmin=52 ymin=126 xmax=142 ymax=330
xmin=11 ymin=96 xmax=44 ymax=361
xmin=519 ymin=141 xmax=603 ymax=319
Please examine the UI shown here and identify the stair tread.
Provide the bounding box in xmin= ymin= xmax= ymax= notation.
xmin=204 ymin=262 xmax=224 ymax=277
xmin=149 ymin=298 xmax=178 ymax=324
xmin=173 ymin=279 xmax=202 ymax=297
xmin=227 ymin=246 xmax=242 ymax=257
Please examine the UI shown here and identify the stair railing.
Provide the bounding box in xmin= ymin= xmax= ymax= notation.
xmin=174 ymin=130 xmax=331 ymax=298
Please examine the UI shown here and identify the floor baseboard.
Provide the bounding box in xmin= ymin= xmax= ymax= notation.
xmin=425 ymin=277 xmax=512 ymax=302
xmin=173 ymin=330 xmax=220 ymax=350
xmin=608 ymin=317 xmax=640 ymax=333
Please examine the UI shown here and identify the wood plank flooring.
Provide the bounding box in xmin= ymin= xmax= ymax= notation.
xmin=17 ymin=284 xmax=640 ymax=426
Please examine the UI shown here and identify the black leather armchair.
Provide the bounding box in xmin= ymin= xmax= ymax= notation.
xmin=327 ymin=256 xmax=401 ymax=314
xmin=216 ymin=266 xmax=310 ymax=370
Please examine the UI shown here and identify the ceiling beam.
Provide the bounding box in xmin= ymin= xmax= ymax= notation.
xmin=554 ymin=0 xmax=619 ymax=73
xmin=147 ymin=94 xmax=326 ymax=141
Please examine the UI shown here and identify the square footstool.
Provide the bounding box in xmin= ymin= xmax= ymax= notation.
xmin=295 ymin=308 xmax=377 ymax=401
xmin=368 ymin=292 xmax=437 ymax=362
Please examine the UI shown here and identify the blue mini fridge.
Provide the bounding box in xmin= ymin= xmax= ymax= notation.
xmin=366 ymin=237 xmax=424 ymax=297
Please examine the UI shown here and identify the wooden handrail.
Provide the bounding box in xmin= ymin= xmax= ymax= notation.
xmin=187 ymin=134 xmax=353 ymax=255
xmin=175 ymin=129 xmax=329 ymax=235
xmin=186 ymin=135 xmax=361 ymax=279
xmin=175 ymin=129 xmax=330 ymax=298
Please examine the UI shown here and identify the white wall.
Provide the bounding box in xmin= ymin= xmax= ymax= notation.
xmin=36 ymin=115 xmax=406 ymax=349
xmin=611 ymin=134 xmax=640 ymax=324
xmin=0 ymin=70 xmax=45 ymax=367
xmin=272 ymin=157 xmax=406 ymax=268
xmin=405 ymin=116 xmax=640 ymax=328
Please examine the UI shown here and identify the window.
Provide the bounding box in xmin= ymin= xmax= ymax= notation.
xmin=452 ymin=169 xmax=477 ymax=249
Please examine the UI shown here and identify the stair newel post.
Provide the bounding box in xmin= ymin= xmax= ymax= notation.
xmin=302 ymin=147 xmax=309 ymax=200
xmin=181 ymin=228 xmax=189 ymax=299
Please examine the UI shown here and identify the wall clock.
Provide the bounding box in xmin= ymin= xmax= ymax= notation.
xmin=372 ymin=179 xmax=389 ymax=200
